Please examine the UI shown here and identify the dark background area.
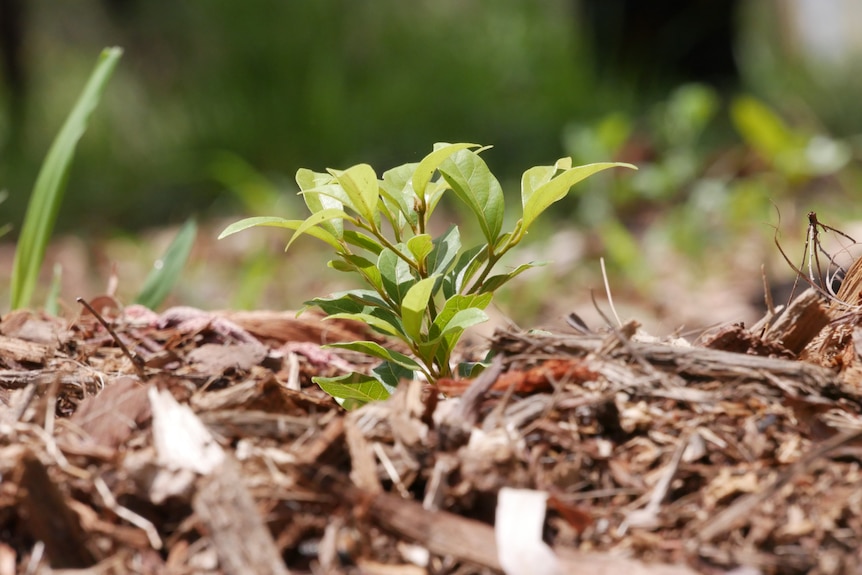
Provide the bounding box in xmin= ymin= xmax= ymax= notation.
xmin=1 ymin=0 xmax=750 ymax=232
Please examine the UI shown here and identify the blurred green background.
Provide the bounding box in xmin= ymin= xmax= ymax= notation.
xmin=4 ymin=0 xmax=862 ymax=328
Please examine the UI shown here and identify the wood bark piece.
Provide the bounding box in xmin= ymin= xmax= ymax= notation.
xmin=0 ymin=335 xmax=52 ymax=364
xmin=19 ymin=454 xmax=98 ymax=568
xmin=149 ymin=387 xmax=289 ymax=574
xmin=193 ymin=456 xmax=291 ymax=575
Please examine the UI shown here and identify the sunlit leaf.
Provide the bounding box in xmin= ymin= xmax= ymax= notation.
xmin=407 ymin=234 xmax=433 ymax=267
xmin=439 ymin=150 xmax=505 ymax=243
xmin=412 ymin=143 xmax=479 ymax=200
xmin=401 ymin=276 xmax=437 ymax=341
xmin=521 ymin=162 xmax=635 ymax=231
xmin=329 ymin=163 xmax=379 ymax=222
xmin=219 ymin=216 xmax=344 ymax=251
xmin=381 ymin=162 xmax=419 ymax=227
xmin=286 ymin=208 xmax=353 ymax=250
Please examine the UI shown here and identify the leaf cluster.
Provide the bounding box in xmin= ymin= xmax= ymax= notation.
xmin=221 ymin=143 xmax=633 ymax=407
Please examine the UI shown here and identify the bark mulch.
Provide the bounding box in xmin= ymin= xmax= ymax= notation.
xmin=2 ymin=284 xmax=862 ymax=574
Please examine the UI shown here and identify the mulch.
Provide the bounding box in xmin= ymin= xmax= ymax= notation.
xmin=2 ymin=283 xmax=862 ymax=574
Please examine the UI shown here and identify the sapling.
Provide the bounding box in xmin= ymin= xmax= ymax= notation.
xmin=221 ymin=143 xmax=634 ymax=407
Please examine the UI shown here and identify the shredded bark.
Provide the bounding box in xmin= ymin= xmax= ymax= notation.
xmin=2 ymin=287 xmax=862 ymax=574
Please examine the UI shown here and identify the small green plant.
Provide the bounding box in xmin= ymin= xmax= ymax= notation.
xmin=221 ymin=143 xmax=633 ymax=406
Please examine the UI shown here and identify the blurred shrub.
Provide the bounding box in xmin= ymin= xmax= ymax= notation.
xmin=563 ymin=83 xmax=860 ymax=285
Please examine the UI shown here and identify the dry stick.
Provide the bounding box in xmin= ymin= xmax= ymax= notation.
xmin=76 ymin=297 xmax=147 ymax=379
xmin=692 ymin=427 xmax=862 ymax=546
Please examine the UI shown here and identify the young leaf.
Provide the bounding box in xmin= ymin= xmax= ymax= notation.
xmin=300 ymin=184 xmax=345 ymax=239
xmin=296 ymin=167 xmax=335 ymax=190
xmin=412 ymin=142 xmax=479 ymax=200
xmin=401 ymin=276 xmax=438 ymax=341
xmin=326 ymin=341 xmax=422 ymax=371
xmin=381 ymin=162 xmax=419 ymax=227
xmin=286 ymin=208 xmax=354 ymax=250
xmin=439 ymin=150 xmax=505 ymax=243
xmin=329 ymin=164 xmax=379 ymax=222
xmin=10 ymin=47 xmax=122 ymax=310
xmin=326 ymin=312 xmax=404 ymax=338
xmin=521 ymin=162 xmax=635 ymax=232
xmin=219 ymin=216 xmax=343 ymax=251
xmin=407 ymin=234 xmax=433 ymax=268
xmin=520 ymin=157 xmax=574 ymax=204
xmin=135 ymin=218 xmax=197 ymax=309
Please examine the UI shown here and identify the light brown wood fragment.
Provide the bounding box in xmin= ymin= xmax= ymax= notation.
xmin=193 ymin=456 xmax=290 ymax=575
xmin=0 ymin=335 xmax=51 ymax=364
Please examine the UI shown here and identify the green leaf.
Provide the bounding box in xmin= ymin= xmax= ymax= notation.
xmin=407 ymin=234 xmax=433 ymax=267
xmin=315 ymin=372 xmax=393 ymax=408
xmin=477 ymin=261 xmax=546 ymax=294
xmin=135 ymin=218 xmax=197 ymax=309
xmin=381 ymin=162 xmax=419 ymax=227
xmin=521 ymin=162 xmax=636 ymax=232
xmin=219 ymin=215 xmax=343 ymax=251
xmin=305 ymin=290 xmax=372 ymax=315
xmin=519 ymin=157 xmax=574 ymax=205
xmin=327 ymin=341 xmax=422 ymax=371
xmin=329 ymin=163 xmax=379 ymax=221
xmin=10 ymin=47 xmax=122 ymax=310
xmin=343 ymin=229 xmax=384 ymax=255
xmin=378 ymin=247 xmax=416 ymax=304
xmin=412 ymin=143 xmax=479 ymax=200
xmin=439 ymin=150 xmax=505 ymax=243
xmin=327 ymin=312 xmax=404 ymax=338
xmin=296 ymin=168 xmax=335 ymax=191
xmin=300 ymin=183 xmax=345 ymax=239
xmin=372 ymin=360 xmax=415 ymax=389
xmin=430 ymin=293 xmax=493 ymax=339
xmin=331 ymin=253 xmax=383 ymax=291
xmin=286 ymin=208 xmax=353 ymax=250
xmin=426 ymin=225 xmax=461 ymax=277
xmin=401 ymin=276 xmax=437 ymax=341
xmin=442 ymin=245 xmax=487 ymax=298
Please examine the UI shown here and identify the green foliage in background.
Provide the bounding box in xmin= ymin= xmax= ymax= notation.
xmin=9 ymin=47 xmax=122 ymax=311
xmin=221 ymin=143 xmax=634 ymax=407
xmin=564 ymin=84 xmax=857 ymax=285
xmin=135 ymin=218 xmax=198 ymax=309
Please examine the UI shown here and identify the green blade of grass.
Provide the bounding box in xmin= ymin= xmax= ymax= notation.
xmin=135 ymin=218 xmax=197 ymax=310
xmin=10 ymin=47 xmax=123 ymax=310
